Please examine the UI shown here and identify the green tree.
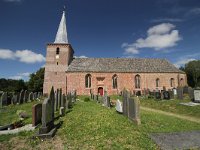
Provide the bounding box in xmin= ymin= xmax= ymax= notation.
xmin=185 ymin=60 xmax=200 ymax=88
xmin=28 ymin=67 xmax=45 ymax=92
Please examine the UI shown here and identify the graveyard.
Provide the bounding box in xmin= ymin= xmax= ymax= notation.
xmin=0 ymin=87 xmax=200 ymax=149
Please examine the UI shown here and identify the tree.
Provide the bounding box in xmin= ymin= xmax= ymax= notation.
xmin=185 ymin=60 xmax=200 ymax=88
xmin=28 ymin=67 xmax=45 ymax=92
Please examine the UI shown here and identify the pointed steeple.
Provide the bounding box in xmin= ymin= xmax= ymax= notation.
xmin=54 ymin=11 xmax=68 ymax=43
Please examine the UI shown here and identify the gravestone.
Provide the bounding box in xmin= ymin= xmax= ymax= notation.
xmin=19 ymin=90 xmax=25 ymax=104
xmin=194 ymin=89 xmax=200 ymax=103
xmin=58 ymin=89 xmax=62 ymax=109
xmin=122 ymin=89 xmax=130 ymax=117
xmin=28 ymin=92 xmax=34 ymax=102
xmin=36 ymin=93 xmax=56 ymax=138
xmin=49 ymin=87 xmax=55 ymax=119
xmin=55 ymin=89 xmax=59 ymax=111
xmin=188 ymin=87 xmax=194 ymax=101
xmin=61 ymin=94 xmax=66 ymax=113
xmin=115 ymin=99 xmax=123 ymax=113
xmin=183 ymin=86 xmax=189 ymax=94
xmin=163 ymin=91 xmax=170 ymax=100
xmin=0 ymin=92 xmax=7 ymax=108
xmin=32 ymin=103 xmax=42 ymax=127
xmin=68 ymin=93 xmax=73 ymax=109
xmin=23 ymin=90 xmax=29 ymax=103
xmin=59 ymin=107 xmax=65 ymax=116
xmin=155 ymin=91 xmax=161 ymax=99
xmin=168 ymin=90 xmax=174 ymax=99
xmin=11 ymin=94 xmax=18 ymax=105
xmin=177 ymin=87 xmax=183 ymax=100
xmin=173 ymin=88 xmax=177 ymax=95
xmin=128 ymin=97 xmax=141 ymax=125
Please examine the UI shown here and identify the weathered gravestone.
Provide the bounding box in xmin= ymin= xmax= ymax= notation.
xmin=177 ymin=87 xmax=183 ymax=100
xmin=11 ymin=94 xmax=19 ymax=105
xmin=59 ymin=107 xmax=65 ymax=116
xmin=28 ymin=92 xmax=34 ymax=102
xmin=54 ymin=89 xmax=59 ymax=111
xmin=71 ymin=90 xmax=76 ymax=103
xmin=128 ymin=97 xmax=141 ymax=125
xmin=61 ymin=94 xmax=66 ymax=114
xmin=94 ymin=95 xmax=98 ymax=102
xmin=173 ymin=88 xmax=177 ymax=96
xmin=188 ymin=87 xmax=194 ymax=101
xmin=115 ymin=99 xmax=123 ymax=113
xmin=23 ymin=90 xmax=29 ymax=103
xmin=68 ymin=92 xmax=73 ymax=109
xmin=32 ymin=103 xmax=42 ymax=127
xmin=36 ymin=87 xmax=56 ymax=138
xmin=0 ymin=92 xmax=7 ymax=108
xmin=19 ymin=90 xmax=25 ymax=104
xmin=194 ymin=88 xmax=200 ymax=103
xmin=155 ymin=91 xmax=161 ymax=99
xmin=58 ymin=89 xmax=62 ymax=109
xmin=168 ymin=90 xmax=174 ymax=99
xmin=163 ymin=91 xmax=170 ymax=100
xmin=122 ymin=89 xmax=130 ymax=117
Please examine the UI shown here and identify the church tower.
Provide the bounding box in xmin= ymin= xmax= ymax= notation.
xmin=43 ymin=11 xmax=74 ymax=95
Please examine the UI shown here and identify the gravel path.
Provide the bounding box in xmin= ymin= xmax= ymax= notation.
xmin=150 ymin=131 xmax=200 ymax=150
xmin=141 ymin=106 xmax=200 ymax=124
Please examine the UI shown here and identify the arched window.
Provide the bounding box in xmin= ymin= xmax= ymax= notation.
xmin=112 ymin=74 xmax=118 ymax=89
xmin=135 ymin=74 xmax=141 ymax=89
xmin=56 ymin=47 xmax=60 ymax=55
xmin=156 ymin=78 xmax=160 ymax=87
xmin=180 ymin=78 xmax=184 ymax=87
xmin=170 ymin=78 xmax=175 ymax=87
xmin=85 ymin=74 xmax=91 ymax=88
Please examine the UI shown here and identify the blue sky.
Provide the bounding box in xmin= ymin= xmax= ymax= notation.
xmin=0 ymin=0 xmax=200 ymax=80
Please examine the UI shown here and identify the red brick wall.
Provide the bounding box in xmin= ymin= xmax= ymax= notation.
xmin=66 ymin=72 xmax=187 ymax=95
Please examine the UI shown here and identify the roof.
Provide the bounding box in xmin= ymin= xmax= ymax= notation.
xmin=66 ymin=58 xmax=184 ymax=73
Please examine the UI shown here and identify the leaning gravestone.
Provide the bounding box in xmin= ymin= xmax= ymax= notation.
xmin=36 ymin=88 xmax=56 ymax=138
xmin=32 ymin=103 xmax=42 ymax=127
xmin=115 ymin=99 xmax=123 ymax=113
xmin=177 ymin=87 xmax=183 ymax=100
xmin=128 ymin=97 xmax=141 ymax=125
xmin=0 ymin=92 xmax=8 ymax=108
xmin=194 ymin=88 xmax=200 ymax=103
xmin=19 ymin=90 xmax=25 ymax=104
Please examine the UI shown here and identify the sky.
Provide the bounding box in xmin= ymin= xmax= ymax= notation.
xmin=0 ymin=0 xmax=200 ymax=81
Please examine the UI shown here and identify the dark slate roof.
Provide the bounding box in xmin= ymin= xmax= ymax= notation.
xmin=66 ymin=58 xmax=184 ymax=73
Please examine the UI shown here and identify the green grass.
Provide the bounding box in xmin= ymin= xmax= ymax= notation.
xmin=140 ymin=98 xmax=200 ymax=118
xmin=0 ymin=100 xmax=42 ymax=126
xmin=1 ymin=96 xmax=200 ymax=149
xmin=56 ymin=100 xmax=200 ymax=149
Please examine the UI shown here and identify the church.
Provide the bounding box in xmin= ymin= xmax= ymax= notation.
xmin=43 ymin=11 xmax=187 ymax=96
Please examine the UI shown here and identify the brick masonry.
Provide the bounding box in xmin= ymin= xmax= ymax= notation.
xmin=43 ymin=44 xmax=187 ymax=95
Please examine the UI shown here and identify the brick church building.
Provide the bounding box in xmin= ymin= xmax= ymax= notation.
xmin=43 ymin=11 xmax=186 ymax=96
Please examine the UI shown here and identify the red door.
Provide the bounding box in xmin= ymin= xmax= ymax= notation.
xmin=98 ymin=87 xmax=103 ymax=96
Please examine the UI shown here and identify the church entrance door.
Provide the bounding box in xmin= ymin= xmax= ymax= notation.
xmin=98 ymin=87 xmax=103 ymax=96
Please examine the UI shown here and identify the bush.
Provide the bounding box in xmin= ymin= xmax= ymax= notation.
xmin=84 ymin=97 xmax=90 ymax=102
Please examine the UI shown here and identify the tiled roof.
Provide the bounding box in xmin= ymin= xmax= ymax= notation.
xmin=66 ymin=58 xmax=184 ymax=73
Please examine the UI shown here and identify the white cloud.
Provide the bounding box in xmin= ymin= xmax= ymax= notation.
xmin=9 ymin=72 xmax=30 ymax=81
xmin=74 ymin=55 xmax=88 ymax=58
xmin=15 ymin=50 xmax=45 ymax=63
xmin=123 ymin=23 xmax=181 ymax=55
xmin=0 ymin=48 xmax=45 ymax=64
xmin=188 ymin=8 xmax=200 ymax=15
xmin=151 ymin=18 xmax=184 ymax=23
xmin=174 ymin=53 xmax=200 ymax=68
xmin=0 ymin=49 xmax=15 ymax=59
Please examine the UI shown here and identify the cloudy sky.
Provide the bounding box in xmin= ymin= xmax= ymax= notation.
xmin=0 ymin=0 xmax=200 ymax=80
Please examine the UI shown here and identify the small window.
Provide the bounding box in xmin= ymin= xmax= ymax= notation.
xmin=57 ymin=62 xmax=59 ymax=65
xmin=156 ymin=78 xmax=160 ymax=87
xmin=85 ymin=74 xmax=91 ymax=88
xmin=56 ymin=47 xmax=60 ymax=55
xmin=112 ymin=74 xmax=118 ymax=89
xmin=135 ymin=74 xmax=141 ymax=89
xmin=170 ymin=78 xmax=175 ymax=87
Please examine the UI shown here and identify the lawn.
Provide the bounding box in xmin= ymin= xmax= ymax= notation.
xmin=1 ymin=97 xmax=200 ymax=150
xmin=140 ymin=98 xmax=200 ymax=119
xmin=0 ymin=100 xmax=43 ymax=126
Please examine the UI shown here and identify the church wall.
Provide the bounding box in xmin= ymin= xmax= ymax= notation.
xmin=66 ymin=72 xmax=187 ymax=95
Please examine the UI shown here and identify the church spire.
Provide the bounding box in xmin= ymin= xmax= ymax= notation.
xmin=54 ymin=10 xmax=68 ymax=44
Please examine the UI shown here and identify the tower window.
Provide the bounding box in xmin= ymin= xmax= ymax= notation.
xmin=57 ymin=62 xmax=59 ymax=65
xmin=85 ymin=74 xmax=91 ymax=88
xmin=56 ymin=47 xmax=60 ymax=55
xmin=112 ymin=74 xmax=118 ymax=89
